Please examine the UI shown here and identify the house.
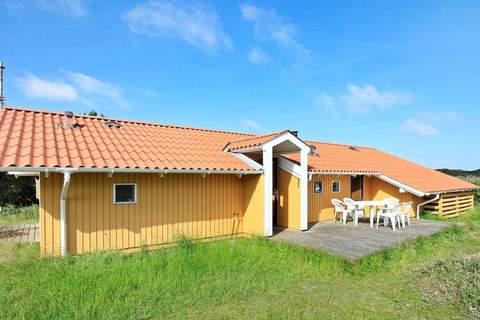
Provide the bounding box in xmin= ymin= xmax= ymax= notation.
xmin=0 ymin=106 xmax=477 ymax=256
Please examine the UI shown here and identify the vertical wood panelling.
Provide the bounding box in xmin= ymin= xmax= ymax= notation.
xmin=307 ymin=175 xmax=423 ymax=222
xmin=39 ymin=173 xmax=46 ymax=255
xmin=276 ymin=167 xmax=301 ymax=229
xmin=365 ymin=176 xmax=422 ymax=217
xmin=40 ymin=172 xmax=249 ymax=256
xmin=241 ymin=175 xmax=265 ymax=235
xmin=308 ymin=174 xmax=352 ymax=222
xmin=52 ymin=173 xmax=61 ymax=256
xmin=39 ymin=173 xmax=62 ymax=256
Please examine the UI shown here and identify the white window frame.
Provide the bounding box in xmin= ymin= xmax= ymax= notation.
xmin=313 ymin=181 xmax=323 ymax=194
xmin=113 ymin=183 xmax=137 ymax=204
xmin=332 ymin=180 xmax=341 ymax=193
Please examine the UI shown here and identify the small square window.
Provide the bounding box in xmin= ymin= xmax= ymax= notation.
xmin=113 ymin=183 xmax=137 ymax=204
xmin=313 ymin=181 xmax=323 ymax=194
xmin=332 ymin=181 xmax=341 ymax=193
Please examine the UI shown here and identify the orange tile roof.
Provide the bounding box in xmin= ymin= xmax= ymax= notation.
xmin=0 ymin=106 xmax=477 ymax=194
xmin=0 ymin=107 xmax=258 ymax=172
xmin=224 ymin=130 xmax=289 ymax=151
xmin=285 ymin=141 xmax=479 ymax=194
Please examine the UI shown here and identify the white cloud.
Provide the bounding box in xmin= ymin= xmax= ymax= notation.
xmin=314 ymin=84 xmax=411 ymax=116
xmin=124 ymin=0 xmax=231 ymax=52
xmin=17 ymin=72 xmax=127 ymax=107
xmin=240 ymin=4 xmax=308 ymax=57
xmin=342 ymin=84 xmax=410 ymax=114
xmin=6 ymin=0 xmax=87 ymax=17
xmin=40 ymin=0 xmax=86 ymax=17
xmin=66 ymin=72 xmax=126 ymax=107
xmin=17 ymin=74 xmax=79 ymax=101
xmin=242 ymin=119 xmax=264 ymax=133
xmin=313 ymin=92 xmax=335 ymax=112
xmin=402 ymin=118 xmax=440 ymax=136
xmin=240 ymin=4 xmax=261 ymax=20
xmin=418 ymin=110 xmax=461 ymax=122
xmin=248 ymin=47 xmax=269 ymax=63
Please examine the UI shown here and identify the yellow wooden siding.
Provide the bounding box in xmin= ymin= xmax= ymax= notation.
xmin=276 ymin=167 xmax=301 ymax=229
xmin=307 ymin=174 xmax=424 ymax=222
xmin=40 ymin=172 xmax=264 ymax=256
xmin=364 ymin=176 xmax=422 ymax=217
xmin=39 ymin=173 xmax=62 ymax=256
xmin=241 ymin=174 xmax=265 ymax=235
xmin=308 ymin=175 xmax=351 ymax=222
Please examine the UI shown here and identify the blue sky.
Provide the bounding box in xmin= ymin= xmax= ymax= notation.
xmin=1 ymin=0 xmax=479 ymax=169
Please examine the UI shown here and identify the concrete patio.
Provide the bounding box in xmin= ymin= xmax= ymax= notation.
xmin=271 ymin=219 xmax=450 ymax=260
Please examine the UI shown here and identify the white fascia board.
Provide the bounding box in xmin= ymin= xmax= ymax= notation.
xmin=0 ymin=166 xmax=262 ymax=175
xmin=228 ymin=146 xmax=263 ymax=153
xmin=277 ymin=157 xmax=302 ymax=179
xmin=7 ymin=171 xmax=40 ymax=177
xmin=263 ymin=131 xmax=311 ymax=152
xmin=230 ymin=132 xmax=310 ymax=154
xmin=431 ymin=188 xmax=479 ymax=194
xmin=308 ymin=171 xmax=380 ymax=175
xmin=377 ymin=174 xmax=425 ymax=197
xmin=231 ymin=152 xmax=263 ymax=171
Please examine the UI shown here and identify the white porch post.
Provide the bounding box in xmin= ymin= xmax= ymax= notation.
xmin=263 ymin=146 xmax=273 ymax=236
xmin=300 ymin=148 xmax=308 ymax=230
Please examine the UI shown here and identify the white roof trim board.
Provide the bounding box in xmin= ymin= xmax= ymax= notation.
xmin=277 ymin=157 xmax=302 ymax=179
xmin=0 ymin=166 xmax=262 ymax=175
xmin=231 ymin=152 xmax=263 ymax=171
xmin=377 ymin=174 xmax=426 ymax=197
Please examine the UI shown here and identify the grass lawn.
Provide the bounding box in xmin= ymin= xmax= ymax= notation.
xmin=0 ymin=205 xmax=38 ymax=227
xmin=0 ymin=206 xmax=479 ymax=319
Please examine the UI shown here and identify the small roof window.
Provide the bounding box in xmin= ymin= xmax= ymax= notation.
xmin=103 ymin=120 xmax=122 ymax=128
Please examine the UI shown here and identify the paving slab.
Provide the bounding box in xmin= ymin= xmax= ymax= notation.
xmin=271 ymin=219 xmax=449 ymax=260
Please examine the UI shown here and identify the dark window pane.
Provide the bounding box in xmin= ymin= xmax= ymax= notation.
xmin=332 ymin=181 xmax=340 ymax=192
xmin=115 ymin=184 xmax=135 ymax=203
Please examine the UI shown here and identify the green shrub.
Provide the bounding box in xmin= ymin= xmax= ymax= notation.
xmin=176 ymin=234 xmax=196 ymax=251
xmin=0 ymin=173 xmax=37 ymax=207
xmin=461 ymin=175 xmax=480 ymax=203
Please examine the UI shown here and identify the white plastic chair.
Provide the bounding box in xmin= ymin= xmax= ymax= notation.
xmin=377 ymin=198 xmax=399 ymax=217
xmin=331 ymin=199 xmax=351 ymax=224
xmin=397 ymin=201 xmax=413 ymax=228
xmin=376 ymin=203 xmax=402 ymax=231
xmin=343 ymin=198 xmax=365 ymax=225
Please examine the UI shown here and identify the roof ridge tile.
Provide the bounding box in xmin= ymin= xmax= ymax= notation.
xmin=3 ymin=106 xmax=255 ymax=137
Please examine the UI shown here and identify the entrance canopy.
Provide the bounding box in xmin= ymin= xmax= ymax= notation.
xmin=226 ymin=130 xmax=311 ymax=236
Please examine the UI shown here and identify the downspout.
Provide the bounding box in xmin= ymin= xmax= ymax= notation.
xmin=416 ymin=193 xmax=440 ymax=219
xmin=60 ymin=170 xmax=75 ymax=256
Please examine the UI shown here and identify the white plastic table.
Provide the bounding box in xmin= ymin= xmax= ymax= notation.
xmin=352 ymin=200 xmax=387 ymax=227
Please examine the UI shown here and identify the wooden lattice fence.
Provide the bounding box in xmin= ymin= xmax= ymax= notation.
xmin=422 ymin=192 xmax=475 ymax=218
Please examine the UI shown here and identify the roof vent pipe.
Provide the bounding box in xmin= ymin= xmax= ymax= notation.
xmin=0 ymin=62 xmax=5 ymax=109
